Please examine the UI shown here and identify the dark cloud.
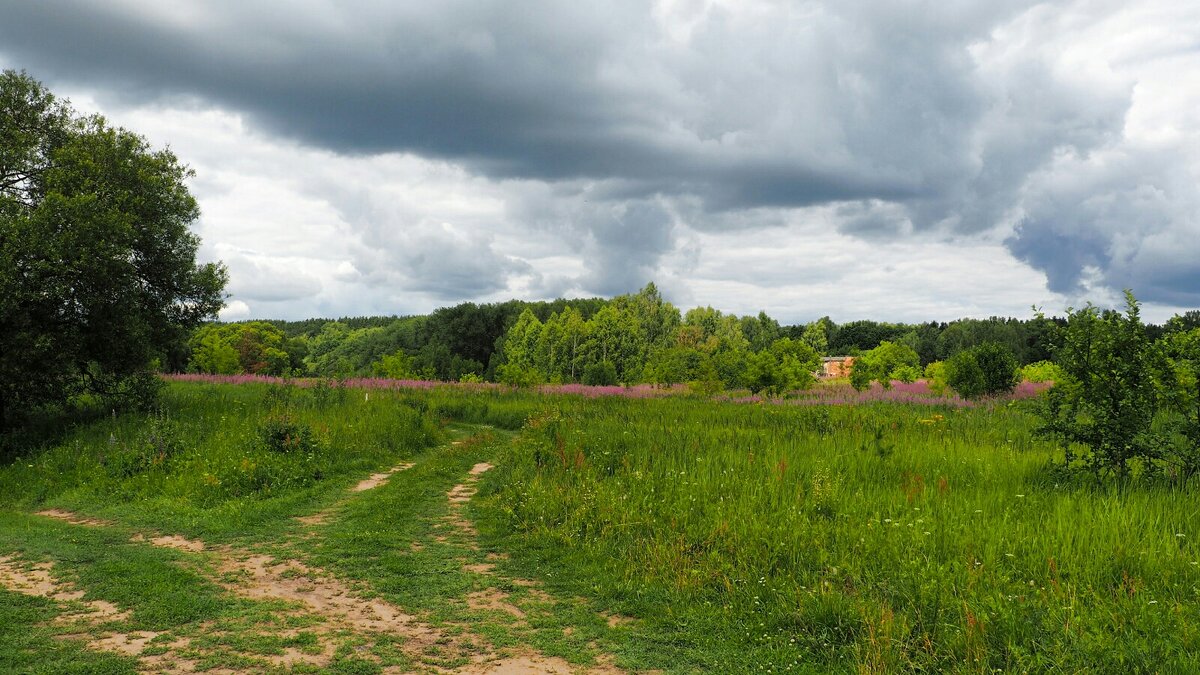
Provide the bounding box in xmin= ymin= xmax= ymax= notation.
xmin=1008 ymin=147 xmax=1200 ymax=305
xmin=2 ymin=0 xmax=1197 ymax=307
xmin=0 ymin=0 xmax=1012 ymax=208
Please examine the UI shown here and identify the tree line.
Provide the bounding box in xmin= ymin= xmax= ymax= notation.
xmin=181 ymin=283 xmax=1199 ymax=396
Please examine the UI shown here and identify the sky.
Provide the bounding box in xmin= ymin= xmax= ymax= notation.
xmin=1 ymin=0 xmax=1197 ymax=324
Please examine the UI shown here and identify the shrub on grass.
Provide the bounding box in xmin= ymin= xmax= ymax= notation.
xmin=257 ymin=414 xmax=319 ymax=455
xmin=924 ymin=361 xmax=949 ymax=394
xmin=850 ymin=341 xmax=920 ymax=391
xmin=1020 ymin=360 xmax=1064 ymax=383
xmin=946 ymin=343 xmax=1019 ymax=399
xmin=890 ymin=365 xmax=921 ymax=383
xmin=103 ymin=414 xmax=185 ymax=478
xmin=582 ymin=361 xmax=618 ymax=386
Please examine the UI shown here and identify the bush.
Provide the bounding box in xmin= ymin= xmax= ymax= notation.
xmin=582 ymin=361 xmax=618 ymax=386
xmin=946 ymin=343 xmax=1019 ymax=399
xmin=890 ymin=365 xmax=921 ymax=383
xmin=101 ymin=371 xmax=166 ymax=413
xmin=258 ymin=414 xmax=319 ymax=455
xmin=497 ymin=363 xmax=545 ymax=388
xmin=1039 ymin=293 xmax=1157 ymax=478
xmin=1020 ymin=360 xmax=1064 ymax=383
xmin=924 ymin=361 xmax=949 ymax=395
xmin=104 ymin=414 xmax=184 ymax=478
xmin=850 ymin=341 xmax=920 ymax=391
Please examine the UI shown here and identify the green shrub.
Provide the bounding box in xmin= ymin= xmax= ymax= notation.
xmin=1040 ymin=293 xmax=1159 ymax=478
xmin=890 ymin=365 xmax=921 ymax=383
xmin=924 ymin=361 xmax=949 ymax=394
xmin=257 ymin=414 xmax=319 ymax=455
xmin=946 ymin=343 xmax=1019 ymax=399
xmin=307 ymin=378 xmax=347 ymax=407
xmin=582 ymin=361 xmax=618 ymax=386
xmin=104 ymin=414 xmax=184 ymax=478
xmin=497 ymin=363 xmax=545 ymax=388
xmin=850 ymin=341 xmax=920 ymax=391
xmin=1020 ymin=360 xmax=1064 ymax=383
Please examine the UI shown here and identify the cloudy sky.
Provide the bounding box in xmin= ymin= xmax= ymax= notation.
xmin=2 ymin=1 xmax=1197 ymax=323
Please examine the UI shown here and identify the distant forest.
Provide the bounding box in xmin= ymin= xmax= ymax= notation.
xmin=179 ymin=283 xmax=1199 ymax=390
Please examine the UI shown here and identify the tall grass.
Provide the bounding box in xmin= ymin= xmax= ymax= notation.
xmin=1 ymin=381 xmax=1196 ymax=670
xmin=0 ymin=381 xmax=438 ymax=535
xmin=479 ymin=396 xmax=1200 ymax=671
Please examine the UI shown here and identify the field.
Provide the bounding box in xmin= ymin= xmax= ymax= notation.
xmin=0 ymin=380 xmax=1197 ymax=673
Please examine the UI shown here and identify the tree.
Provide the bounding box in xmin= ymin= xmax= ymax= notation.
xmin=849 ymin=341 xmax=920 ymax=391
xmin=945 ymin=342 xmax=1019 ymax=399
xmin=372 ymin=350 xmax=415 ymax=380
xmin=1 ymin=71 xmax=226 ymax=424
xmin=745 ymin=338 xmax=821 ymax=396
xmin=188 ymin=322 xmax=299 ymax=376
xmin=800 ymin=319 xmax=831 ymax=355
xmin=1039 ymin=292 xmax=1158 ymax=479
xmin=1150 ymin=328 xmax=1200 ymax=480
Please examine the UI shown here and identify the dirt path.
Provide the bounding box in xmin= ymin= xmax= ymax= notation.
xmin=6 ymin=449 xmax=626 ymax=674
xmin=0 ymin=554 xmax=206 ymax=673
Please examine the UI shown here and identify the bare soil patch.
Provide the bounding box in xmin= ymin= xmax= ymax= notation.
xmin=466 ymin=589 xmax=526 ymax=619
xmin=149 ymin=535 xmax=206 ymax=553
xmin=35 ymin=509 xmax=111 ymax=527
xmin=352 ymin=463 xmax=415 ymax=492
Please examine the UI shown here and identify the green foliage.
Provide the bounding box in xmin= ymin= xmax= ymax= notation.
xmin=744 ymin=338 xmax=821 ymax=396
xmin=190 ymin=331 xmax=240 ymax=375
xmin=0 ymin=70 xmax=226 ymax=425
xmin=945 ymin=342 xmax=1019 ymax=399
xmin=371 ymin=350 xmax=415 ymax=380
xmin=1020 ymin=360 xmax=1064 ymax=383
xmin=924 ymin=360 xmax=949 ymax=395
xmin=188 ymin=322 xmax=300 ymax=376
xmin=889 ymin=364 xmax=921 ymax=383
xmin=581 ymin=360 xmax=617 ymax=386
xmin=800 ymin=318 xmax=831 ymax=355
xmin=1039 ymin=292 xmax=1159 ymax=479
xmin=257 ymin=413 xmax=320 ymax=455
xmin=849 ymin=341 xmax=920 ymax=391
xmin=1150 ymin=328 xmax=1200 ymax=480
xmin=645 ymin=345 xmax=704 ymax=386
xmin=496 ymin=363 xmax=545 ymax=388
xmin=104 ymin=413 xmax=184 ymax=479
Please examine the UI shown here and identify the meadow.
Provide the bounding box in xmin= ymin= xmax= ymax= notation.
xmin=0 ymin=380 xmax=1196 ymax=673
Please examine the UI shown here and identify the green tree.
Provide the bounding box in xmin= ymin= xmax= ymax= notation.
xmin=372 ymin=350 xmax=415 ymax=380
xmin=1040 ymin=292 xmax=1158 ymax=479
xmin=582 ymin=360 xmax=618 ymax=386
xmin=1 ymin=71 xmax=226 ymax=423
xmin=849 ymin=341 xmax=920 ymax=391
xmin=745 ymin=338 xmax=820 ymax=396
xmin=1151 ymin=328 xmax=1200 ymax=480
xmin=945 ymin=342 xmax=1019 ymax=399
xmin=189 ymin=329 xmax=240 ymax=375
xmin=800 ymin=319 xmax=831 ymax=355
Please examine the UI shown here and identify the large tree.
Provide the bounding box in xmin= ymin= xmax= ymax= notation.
xmin=1 ymin=70 xmax=226 ymax=425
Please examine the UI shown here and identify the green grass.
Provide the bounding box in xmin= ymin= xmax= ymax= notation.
xmin=0 ymin=381 xmax=1197 ymax=672
xmin=472 ymin=396 xmax=1200 ymax=672
xmin=0 ymin=589 xmax=138 ymax=674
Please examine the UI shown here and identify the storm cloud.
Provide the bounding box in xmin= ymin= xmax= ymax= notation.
xmin=2 ymin=0 xmax=1197 ymax=316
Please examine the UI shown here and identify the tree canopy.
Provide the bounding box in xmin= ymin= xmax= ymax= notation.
xmin=1 ymin=70 xmax=226 ymax=425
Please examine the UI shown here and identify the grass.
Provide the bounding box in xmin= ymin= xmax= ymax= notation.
xmin=0 ymin=380 xmax=1196 ymax=672
xmin=471 ymin=395 xmax=1200 ymax=672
